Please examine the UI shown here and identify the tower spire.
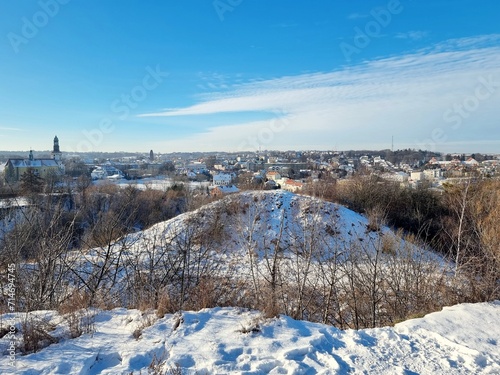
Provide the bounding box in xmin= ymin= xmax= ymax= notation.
xmin=52 ymin=135 xmax=62 ymax=161
xmin=53 ymin=135 xmax=60 ymax=153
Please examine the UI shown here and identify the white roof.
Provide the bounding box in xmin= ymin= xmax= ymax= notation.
xmin=8 ymin=158 xmax=59 ymax=168
xmin=214 ymin=185 xmax=239 ymax=193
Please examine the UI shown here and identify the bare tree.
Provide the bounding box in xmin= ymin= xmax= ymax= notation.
xmin=69 ymin=189 xmax=140 ymax=307
xmin=260 ymin=208 xmax=286 ymax=318
xmin=446 ymin=179 xmax=473 ymax=276
xmin=1 ymin=195 xmax=77 ymax=310
xmin=286 ymin=200 xmax=323 ymax=320
xmin=236 ymin=197 xmax=265 ymax=307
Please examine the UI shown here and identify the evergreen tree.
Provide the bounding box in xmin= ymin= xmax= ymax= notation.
xmin=20 ymin=168 xmax=44 ymax=195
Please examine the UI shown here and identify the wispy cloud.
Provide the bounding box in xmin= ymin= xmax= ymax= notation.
xmin=141 ymin=35 xmax=500 ymax=153
xmin=195 ymin=71 xmax=235 ymax=92
xmin=431 ymin=34 xmax=500 ymax=52
xmin=347 ymin=13 xmax=369 ymax=20
xmin=395 ymin=30 xmax=429 ymax=41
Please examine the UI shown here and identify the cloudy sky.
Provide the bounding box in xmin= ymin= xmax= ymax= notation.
xmin=1 ymin=0 xmax=499 ymax=153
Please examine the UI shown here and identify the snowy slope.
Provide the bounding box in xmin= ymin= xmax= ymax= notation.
xmin=61 ymin=190 xmax=439 ymax=315
xmin=36 ymin=190 xmax=445 ymax=331
xmin=122 ymin=189 xmax=426 ymax=258
xmin=1 ymin=301 xmax=499 ymax=374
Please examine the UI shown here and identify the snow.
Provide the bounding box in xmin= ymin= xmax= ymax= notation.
xmin=1 ymin=190 xmax=484 ymax=374
xmin=13 ymin=190 xmax=446 ymax=332
xmin=115 ymin=177 xmax=210 ymax=191
xmin=132 ymin=190 xmax=414 ymax=254
xmin=57 ymin=190 xmax=438 ymax=311
xmin=1 ymin=302 xmax=499 ymax=374
xmin=0 ymin=197 xmax=30 ymax=209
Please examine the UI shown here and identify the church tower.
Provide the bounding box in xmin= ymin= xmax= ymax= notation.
xmin=52 ymin=135 xmax=62 ymax=161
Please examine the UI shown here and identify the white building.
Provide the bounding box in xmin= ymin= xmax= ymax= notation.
xmin=411 ymin=172 xmax=424 ymax=181
xmin=212 ymin=173 xmax=232 ymax=186
xmin=91 ymin=165 xmax=125 ymax=180
xmin=423 ymin=169 xmax=443 ymax=180
xmin=382 ymin=172 xmax=409 ymax=183
xmin=186 ymin=162 xmax=207 ymax=173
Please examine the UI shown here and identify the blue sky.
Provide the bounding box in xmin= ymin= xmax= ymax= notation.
xmin=1 ymin=0 xmax=499 ymax=154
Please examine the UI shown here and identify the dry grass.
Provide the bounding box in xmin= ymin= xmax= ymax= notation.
xmin=63 ymin=309 xmax=96 ymax=339
xmin=21 ymin=314 xmax=58 ymax=354
xmin=58 ymin=290 xmax=91 ymax=315
xmin=132 ymin=311 xmax=158 ymax=340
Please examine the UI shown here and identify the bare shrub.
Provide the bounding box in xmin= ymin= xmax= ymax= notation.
xmin=65 ymin=311 xmax=83 ymax=339
xmin=366 ymin=207 xmax=386 ymax=233
xmin=166 ymin=363 xmax=183 ymax=375
xmin=58 ymin=290 xmax=91 ymax=315
xmin=261 ymin=284 xmax=281 ymax=319
xmin=381 ymin=233 xmax=397 ymax=255
xmin=238 ymin=315 xmax=265 ymax=334
xmin=62 ymin=308 xmax=96 ymax=339
xmin=148 ymin=352 xmax=167 ymax=375
xmin=21 ymin=314 xmax=57 ymax=354
xmin=156 ymin=292 xmax=175 ymax=319
xmin=132 ymin=311 xmax=158 ymax=340
xmin=171 ymin=313 xmax=183 ymax=331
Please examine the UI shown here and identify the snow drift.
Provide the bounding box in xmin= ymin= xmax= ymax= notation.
xmin=1 ymin=301 xmax=499 ymax=374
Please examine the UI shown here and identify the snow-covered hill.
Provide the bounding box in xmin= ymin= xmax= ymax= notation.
xmin=56 ymin=190 xmax=443 ymax=328
xmin=2 ymin=191 xmax=495 ymax=374
xmin=122 ymin=189 xmax=427 ymax=258
xmin=1 ymin=301 xmax=499 ymax=374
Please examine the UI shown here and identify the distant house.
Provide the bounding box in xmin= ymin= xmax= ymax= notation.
xmin=281 ymin=179 xmax=303 ymax=192
xmin=210 ymin=185 xmax=239 ymax=197
xmin=4 ymin=136 xmax=64 ymax=182
xmin=186 ymin=162 xmax=207 ymax=173
xmin=266 ymin=171 xmax=281 ymax=181
xmin=90 ymin=164 xmax=125 ymax=180
xmin=391 ymin=172 xmax=409 ymax=183
xmin=212 ymin=173 xmax=232 ymax=186
xmin=268 ymin=157 xmax=279 ymax=163
xmin=410 ymin=172 xmax=424 ymax=181
xmin=464 ymin=158 xmax=479 ymax=167
xmin=423 ymin=169 xmax=443 ymax=180
xmin=213 ymin=164 xmax=226 ymax=171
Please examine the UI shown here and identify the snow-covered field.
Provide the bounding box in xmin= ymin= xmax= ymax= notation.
xmin=1 ymin=301 xmax=499 ymax=374
xmin=93 ymin=176 xmax=210 ymax=191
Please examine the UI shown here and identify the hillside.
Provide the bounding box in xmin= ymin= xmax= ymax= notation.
xmin=58 ymin=190 xmax=445 ymax=329
xmin=2 ymin=191 xmax=495 ymax=374
xmin=1 ymin=301 xmax=499 ymax=374
xmin=123 ymin=189 xmax=425 ymax=258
